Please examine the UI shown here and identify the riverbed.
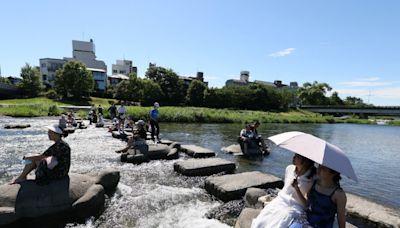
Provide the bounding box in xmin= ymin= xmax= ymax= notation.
xmin=1 ymin=117 xmax=399 ymax=227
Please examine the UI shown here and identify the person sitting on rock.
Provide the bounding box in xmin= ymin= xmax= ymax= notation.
xmin=115 ymin=119 xmax=148 ymax=154
xmin=67 ymin=113 xmax=77 ymax=127
xmin=238 ymin=124 xmax=255 ymax=155
xmin=134 ymin=119 xmax=147 ymax=140
xmin=96 ymin=113 xmax=105 ymax=127
xmin=251 ymin=121 xmax=269 ymax=154
xmin=59 ymin=115 xmax=67 ymax=130
xmin=11 ymin=124 xmax=71 ymax=185
xmin=115 ymin=133 xmax=147 ymax=154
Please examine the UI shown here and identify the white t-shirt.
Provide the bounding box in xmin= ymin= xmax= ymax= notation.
xmin=117 ymin=105 xmax=126 ymax=114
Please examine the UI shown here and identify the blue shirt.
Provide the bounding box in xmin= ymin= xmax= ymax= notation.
xmin=150 ymin=108 xmax=159 ymax=120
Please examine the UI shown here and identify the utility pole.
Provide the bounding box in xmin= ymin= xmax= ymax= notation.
xmin=367 ymin=90 xmax=372 ymax=104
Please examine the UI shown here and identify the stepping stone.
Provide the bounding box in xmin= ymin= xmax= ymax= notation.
xmin=235 ymin=208 xmax=261 ymax=228
xmin=174 ymin=158 xmax=236 ymax=176
xmin=111 ymin=132 xmax=133 ymax=140
xmin=204 ymin=171 xmax=283 ymax=202
xmin=180 ymin=145 xmax=215 ymax=158
xmin=64 ymin=127 xmax=75 ymax=133
xmin=4 ymin=124 xmax=31 ymax=129
xmin=346 ymin=193 xmax=400 ymax=227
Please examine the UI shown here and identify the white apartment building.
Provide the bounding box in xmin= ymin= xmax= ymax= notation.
xmin=40 ymin=39 xmax=108 ymax=92
xmin=112 ymin=60 xmax=137 ymax=76
xmin=40 ymin=58 xmax=67 ymax=88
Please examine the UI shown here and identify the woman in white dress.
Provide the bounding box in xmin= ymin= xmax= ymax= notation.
xmin=251 ymin=154 xmax=316 ymax=228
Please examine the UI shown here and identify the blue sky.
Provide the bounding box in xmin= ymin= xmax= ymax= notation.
xmin=1 ymin=0 xmax=399 ymax=105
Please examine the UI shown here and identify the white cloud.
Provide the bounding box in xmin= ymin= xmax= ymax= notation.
xmin=339 ymin=77 xmax=399 ymax=87
xmin=358 ymin=77 xmax=380 ymax=81
xmin=339 ymin=81 xmax=394 ymax=87
xmin=336 ymin=87 xmax=400 ymax=105
xmin=269 ymin=48 xmax=296 ymax=58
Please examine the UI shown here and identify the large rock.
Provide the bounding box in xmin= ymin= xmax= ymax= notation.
xmin=4 ymin=124 xmax=31 ymax=129
xmin=121 ymin=143 xmax=181 ymax=164
xmin=112 ymin=132 xmax=133 ymax=140
xmin=174 ymin=158 xmax=236 ymax=176
xmin=180 ymin=144 xmax=215 ymax=158
xmin=205 ymin=171 xmax=283 ymax=202
xmin=235 ymin=208 xmax=261 ymax=228
xmin=346 ymin=193 xmax=400 ymax=227
xmin=244 ymin=188 xmax=268 ymax=209
xmin=0 ymin=169 xmax=120 ymax=226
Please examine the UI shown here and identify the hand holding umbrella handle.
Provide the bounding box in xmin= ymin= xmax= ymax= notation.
xmin=291 ymin=178 xmax=299 ymax=190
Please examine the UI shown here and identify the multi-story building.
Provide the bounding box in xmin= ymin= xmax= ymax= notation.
xmin=225 ymin=71 xmax=250 ymax=86
xmin=64 ymin=40 xmax=107 ymax=92
xmin=112 ymin=60 xmax=137 ymax=76
xmin=39 ymin=58 xmax=67 ymax=88
xmin=225 ymin=71 xmax=297 ymax=89
xmin=179 ymin=72 xmax=208 ymax=87
xmin=40 ymin=39 xmax=108 ymax=92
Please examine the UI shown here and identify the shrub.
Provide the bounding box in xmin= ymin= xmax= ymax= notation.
xmin=48 ymin=105 xmax=60 ymax=116
xmin=45 ymin=90 xmax=59 ymax=99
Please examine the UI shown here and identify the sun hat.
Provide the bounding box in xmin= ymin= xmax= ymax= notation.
xmin=45 ymin=124 xmax=63 ymax=134
xmin=135 ymin=119 xmax=145 ymax=126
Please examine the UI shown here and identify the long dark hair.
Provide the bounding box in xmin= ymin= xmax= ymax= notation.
xmin=330 ymin=169 xmax=342 ymax=186
xmin=297 ymin=154 xmax=316 ymax=179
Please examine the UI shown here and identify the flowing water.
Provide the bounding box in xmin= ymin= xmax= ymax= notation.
xmin=1 ymin=117 xmax=399 ymax=227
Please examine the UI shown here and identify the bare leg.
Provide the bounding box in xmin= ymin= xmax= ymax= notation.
xmin=10 ymin=162 xmax=37 ymax=184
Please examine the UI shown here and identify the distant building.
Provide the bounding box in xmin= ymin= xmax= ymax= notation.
xmin=7 ymin=76 xmax=22 ymax=85
xmin=225 ymin=71 xmax=297 ymax=89
xmin=179 ymin=72 xmax=208 ymax=87
xmin=64 ymin=40 xmax=107 ymax=92
xmin=112 ymin=60 xmax=137 ymax=76
xmin=225 ymin=71 xmax=250 ymax=86
xmin=40 ymin=39 xmax=108 ymax=92
xmin=39 ymin=58 xmax=67 ymax=88
xmin=108 ymin=74 xmax=130 ymax=87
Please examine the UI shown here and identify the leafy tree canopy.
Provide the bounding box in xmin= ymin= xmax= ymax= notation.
xmin=54 ymin=61 xmax=94 ymax=99
xmin=18 ymin=63 xmax=43 ymax=97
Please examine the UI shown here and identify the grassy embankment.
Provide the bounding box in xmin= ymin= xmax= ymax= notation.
xmin=0 ymin=97 xmax=377 ymax=124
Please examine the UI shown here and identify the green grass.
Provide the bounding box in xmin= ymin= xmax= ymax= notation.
xmin=0 ymin=97 xmax=391 ymax=125
xmin=388 ymin=120 xmax=400 ymax=126
xmin=0 ymin=97 xmax=117 ymax=117
xmin=118 ymin=106 xmax=337 ymax=124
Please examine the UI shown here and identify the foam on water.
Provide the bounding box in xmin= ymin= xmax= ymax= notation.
xmin=0 ymin=117 xmax=230 ymax=227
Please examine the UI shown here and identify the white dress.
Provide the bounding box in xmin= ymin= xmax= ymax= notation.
xmin=251 ymin=165 xmax=314 ymax=228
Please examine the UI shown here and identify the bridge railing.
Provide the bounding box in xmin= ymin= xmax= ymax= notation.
xmin=300 ymin=105 xmax=400 ymax=110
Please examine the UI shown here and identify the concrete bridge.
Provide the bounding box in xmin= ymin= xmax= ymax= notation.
xmin=0 ymin=82 xmax=20 ymax=98
xmin=300 ymin=105 xmax=400 ymax=118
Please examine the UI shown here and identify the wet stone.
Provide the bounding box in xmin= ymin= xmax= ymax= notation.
xmin=174 ymin=158 xmax=236 ymax=176
xmin=205 ymin=171 xmax=283 ymax=202
xmin=4 ymin=124 xmax=31 ymax=129
xmin=180 ymin=144 xmax=215 ymax=158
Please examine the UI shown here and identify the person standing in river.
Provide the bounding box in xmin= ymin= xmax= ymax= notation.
xmin=108 ymin=103 xmax=117 ymax=120
xmin=149 ymin=102 xmax=160 ymax=142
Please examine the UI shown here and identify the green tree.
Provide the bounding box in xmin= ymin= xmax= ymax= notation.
xmin=113 ymin=80 xmax=131 ymax=100
xmin=329 ymin=91 xmax=344 ymax=105
xmin=145 ymin=66 xmax=186 ymax=105
xmin=0 ymin=76 xmax=11 ymax=84
xmin=141 ymin=79 xmax=164 ymax=106
xmin=18 ymin=63 xmax=43 ymax=97
xmin=186 ymin=80 xmax=207 ymax=106
xmin=54 ymin=61 xmax=94 ymax=99
xmin=344 ymin=96 xmax=366 ymax=107
xmin=297 ymin=81 xmax=332 ymax=105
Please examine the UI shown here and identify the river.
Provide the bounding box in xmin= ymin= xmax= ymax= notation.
xmin=0 ymin=117 xmax=399 ymax=227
